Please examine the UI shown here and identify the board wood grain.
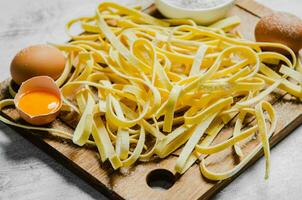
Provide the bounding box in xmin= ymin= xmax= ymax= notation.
xmin=0 ymin=1 xmax=301 ymax=200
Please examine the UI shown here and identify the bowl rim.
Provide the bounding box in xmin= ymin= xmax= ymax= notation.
xmin=156 ymin=0 xmax=235 ymax=12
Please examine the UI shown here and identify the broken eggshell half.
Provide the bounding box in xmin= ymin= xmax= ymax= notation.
xmin=14 ymin=76 xmax=62 ymax=125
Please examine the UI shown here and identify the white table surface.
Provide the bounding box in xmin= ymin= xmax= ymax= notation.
xmin=0 ymin=0 xmax=302 ymax=199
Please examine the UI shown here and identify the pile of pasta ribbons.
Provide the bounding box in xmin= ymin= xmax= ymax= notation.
xmin=1 ymin=2 xmax=302 ymax=181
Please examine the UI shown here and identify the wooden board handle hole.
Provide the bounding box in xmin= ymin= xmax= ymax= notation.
xmin=146 ymin=169 xmax=175 ymax=190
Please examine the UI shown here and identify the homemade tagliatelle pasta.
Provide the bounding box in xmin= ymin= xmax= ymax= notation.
xmin=1 ymin=2 xmax=302 ymax=181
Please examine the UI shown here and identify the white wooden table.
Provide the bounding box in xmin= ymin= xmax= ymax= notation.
xmin=0 ymin=0 xmax=302 ymax=199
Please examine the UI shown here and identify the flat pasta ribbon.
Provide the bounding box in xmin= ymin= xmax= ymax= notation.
xmin=0 ymin=2 xmax=301 ymax=181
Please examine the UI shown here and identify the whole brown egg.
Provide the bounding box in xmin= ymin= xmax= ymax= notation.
xmin=255 ymin=12 xmax=302 ymax=54
xmin=10 ymin=45 xmax=66 ymax=85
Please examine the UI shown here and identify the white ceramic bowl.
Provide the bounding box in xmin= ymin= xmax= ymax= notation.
xmin=155 ymin=0 xmax=235 ymax=25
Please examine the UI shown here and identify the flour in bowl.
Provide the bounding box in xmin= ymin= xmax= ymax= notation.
xmin=164 ymin=0 xmax=229 ymax=9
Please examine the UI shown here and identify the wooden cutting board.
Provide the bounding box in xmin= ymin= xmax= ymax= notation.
xmin=1 ymin=0 xmax=302 ymax=199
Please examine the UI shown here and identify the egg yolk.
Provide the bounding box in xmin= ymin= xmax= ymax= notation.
xmin=18 ymin=91 xmax=60 ymax=116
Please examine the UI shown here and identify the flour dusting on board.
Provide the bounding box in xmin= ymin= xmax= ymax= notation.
xmin=164 ymin=0 xmax=229 ymax=9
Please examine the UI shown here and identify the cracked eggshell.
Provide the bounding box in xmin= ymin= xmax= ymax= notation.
xmin=14 ymin=76 xmax=62 ymax=125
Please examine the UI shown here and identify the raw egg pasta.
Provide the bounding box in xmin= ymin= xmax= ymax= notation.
xmin=1 ymin=2 xmax=302 ymax=180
